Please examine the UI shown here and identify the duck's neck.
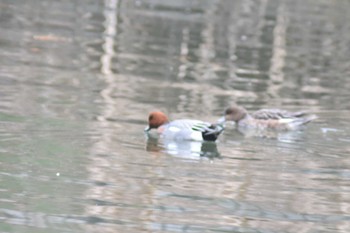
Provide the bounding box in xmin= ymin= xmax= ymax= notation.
xmin=236 ymin=110 xmax=249 ymax=123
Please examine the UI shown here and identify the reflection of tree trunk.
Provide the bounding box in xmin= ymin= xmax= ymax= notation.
xmin=268 ymin=2 xmax=286 ymax=100
xmin=101 ymin=0 xmax=119 ymax=75
xmin=85 ymin=0 xmax=120 ymax=229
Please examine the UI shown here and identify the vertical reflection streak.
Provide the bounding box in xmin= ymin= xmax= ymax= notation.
xmin=199 ymin=1 xmax=216 ymax=76
xmin=101 ymin=0 xmax=118 ymax=75
xmin=178 ymin=27 xmax=189 ymax=79
xmin=268 ymin=2 xmax=287 ymax=100
xmin=85 ymin=0 xmax=121 ymax=225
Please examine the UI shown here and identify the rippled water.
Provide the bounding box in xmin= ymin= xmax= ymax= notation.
xmin=1 ymin=0 xmax=350 ymax=232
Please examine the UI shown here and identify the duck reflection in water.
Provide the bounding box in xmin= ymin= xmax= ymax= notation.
xmin=146 ymin=137 xmax=221 ymax=159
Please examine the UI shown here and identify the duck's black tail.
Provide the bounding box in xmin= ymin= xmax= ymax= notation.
xmin=202 ymin=124 xmax=225 ymax=141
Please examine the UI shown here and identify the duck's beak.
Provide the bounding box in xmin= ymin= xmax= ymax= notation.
xmin=217 ymin=116 xmax=236 ymax=126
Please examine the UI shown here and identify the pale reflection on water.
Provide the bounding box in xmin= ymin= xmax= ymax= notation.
xmin=146 ymin=138 xmax=221 ymax=159
xmin=1 ymin=0 xmax=350 ymax=232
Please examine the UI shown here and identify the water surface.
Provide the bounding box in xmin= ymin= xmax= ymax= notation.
xmin=1 ymin=0 xmax=350 ymax=232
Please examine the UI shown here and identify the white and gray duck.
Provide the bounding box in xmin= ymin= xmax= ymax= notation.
xmin=145 ymin=111 xmax=224 ymax=141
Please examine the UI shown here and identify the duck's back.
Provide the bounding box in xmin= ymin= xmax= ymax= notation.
xmin=239 ymin=111 xmax=316 ymax=131
xmin=161 ymin=119 xmax=224 ymax=141
xmin=252 ymin=109 xmax=307 ymax=120
xmin=160 ymin=119 xmax=207 ymax=141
